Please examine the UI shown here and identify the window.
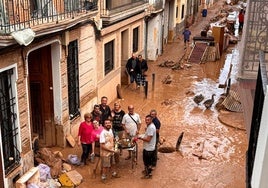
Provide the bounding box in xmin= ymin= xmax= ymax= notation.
xmin=30 ymin=0 xmax=57 ymax=17
xmin=176 ymin=6 xmax=178 ymax=18
xmin=105 ymin=0 xmax=111 ymax=10
xmin=67 ymin=40 xmax=80 ymax=120
xmin=133 ymin=27 xmax=139 ymax=52
xmin=104 ymin=40 xmax=114 ymax=75
xmin=64 ymin=0 xmax=79 ymax=12
xmin=0 ymin=1 xmax=8 ymax=25
xmin=0 ymin=69 xmax=20 ymax=175
xmin=181 ymin=5 xmax=185 ymax=19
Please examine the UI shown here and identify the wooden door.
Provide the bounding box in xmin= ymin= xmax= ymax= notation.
xmin=28 ymin=45 xmax=54 ymax=145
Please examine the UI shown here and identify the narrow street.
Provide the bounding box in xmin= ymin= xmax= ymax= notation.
xmin=56 ymin=1 xmax=248 ymax=187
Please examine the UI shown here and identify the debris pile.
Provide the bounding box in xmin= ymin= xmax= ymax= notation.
xmin=158 ymin=60 xmax=176 ymax=68
xmin=16 ymin=145 xmax=83 ymax=187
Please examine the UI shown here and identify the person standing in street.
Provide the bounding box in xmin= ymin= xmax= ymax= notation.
xmin=77 ymin=113 xmax=94 ymax=166
xmin=150 ymin=109 xmax=161 ymax=168
xmin=111 ymin=101 xmax=125 ymax=161
xmin=138 ymin=115 xmax=156 ymax=179
xmin=91 ymin=104 xmax=102 ymax=124
xmin=126 ymin=53 xmax=139 ymax=89
xmin=137 ymin=54 xmax=148 ymax=87
xmin=99 ymin=96 xmax=111 ymax=126
xmin=122 ymin=105 xmax=141 ymax=160
xmin=99 ymin=119 xmax=120 ymax=182
xmin=111 ymin=101 xmax=125 ymax=139
xmin=90 ymin=120 xmax=104 ymax=162
xmin=238 ymin=9 xmax=245 ymax=33
xmin=182 ymin=27 xmax=191 ymax=49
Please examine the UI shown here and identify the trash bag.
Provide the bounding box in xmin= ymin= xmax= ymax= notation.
xmin=67 ymin=154 xmax=80 ymax=165
xmin=37 ymin=164 xmax=51 ymax=182
xmin=26 ymin=183 xmax=39 ymax=188
xmin=35 ymin=148 xmax=63 ymax=178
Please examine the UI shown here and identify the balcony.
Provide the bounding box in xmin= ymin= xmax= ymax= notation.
xmin=149 ymin=0 xmax=164 ymax=12
xmin=0 ymin=0 xmax=98 ymax=35
xmin=100 ymin=0 xmax=148 ymax=26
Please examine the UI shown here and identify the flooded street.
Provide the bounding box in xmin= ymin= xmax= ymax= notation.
xmin=55 ymin=1 xmax=248 ymax=187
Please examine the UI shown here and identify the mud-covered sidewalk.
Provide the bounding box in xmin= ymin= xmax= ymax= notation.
xmin=52 ymin=1 xmax=248 ymax=187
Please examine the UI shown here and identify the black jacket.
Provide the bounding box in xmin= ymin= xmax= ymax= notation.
xmin=126 ymin=57 xmax=138 ymax=74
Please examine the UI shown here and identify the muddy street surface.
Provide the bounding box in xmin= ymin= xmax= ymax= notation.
xmin=54 ymin=1 xmax=248 ymax=187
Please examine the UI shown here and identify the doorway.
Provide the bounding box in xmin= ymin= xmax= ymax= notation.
xmin=28 ymin=45 xmax=55 ymax=146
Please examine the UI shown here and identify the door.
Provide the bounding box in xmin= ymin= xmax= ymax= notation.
xmin=28 ymin=45 xmax=54 ymax=145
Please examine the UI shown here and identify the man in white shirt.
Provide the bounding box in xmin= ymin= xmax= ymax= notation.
xmin=138 ymin=115 xmax=156 ymax=179
xmin=121 ymin=105 xmax=141 ymax=160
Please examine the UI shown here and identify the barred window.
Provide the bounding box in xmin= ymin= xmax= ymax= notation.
xmin=104 ymin=40 xmax=114 ymax=75
xmin=0 ymin=68 xmax=20 ymax=175
xmin=133 ymin=27 xmax=139 ymax=52
xmin=181 ymin=5 xmax=185 ymax=19
xmin=67 ymin=40 xmax=80 ymax=120
xmin=64 ymin=0 xmax=79 ymax=12
xmin=30 ymin=0 xmax=57 ymax=18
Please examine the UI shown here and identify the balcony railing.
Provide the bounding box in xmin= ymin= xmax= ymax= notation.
xmin=0 ymin=0 xmax=98 ymax=34
xmin=100 ymin=0 xmax=148 ymax=26
xmin=100 ymin=0 xmax=148 ymax=16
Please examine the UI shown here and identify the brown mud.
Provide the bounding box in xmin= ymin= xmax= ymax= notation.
xmin=53 ymin=1 xmax=248 ymax=187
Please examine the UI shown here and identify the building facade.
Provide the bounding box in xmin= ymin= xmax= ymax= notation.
xmin=0 ymin=0 xmax=149 ymax=187
xmin=0 ymin=0 xmax=224 ymax=186
xmin=236 ymin=0 xmax=268 ymax=187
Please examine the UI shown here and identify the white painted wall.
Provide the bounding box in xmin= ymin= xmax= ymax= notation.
xmin=163 ymin=2 xmax=169 ymax=44
xmin=147 ymin=14 xmax=162 ymax=60
xmin=251 ymin=85 xmax=268 ymax=188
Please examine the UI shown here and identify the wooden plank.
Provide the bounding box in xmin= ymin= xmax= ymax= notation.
xmin=66 ymin=134 xmax=76 ymax=148
xmin=16 ymin=167 xmax=40 ymax=188
xmin=66 ymin=170 xmax=83 ymax=186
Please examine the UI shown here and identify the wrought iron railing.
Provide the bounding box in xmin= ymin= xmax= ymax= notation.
xmin=100 ymin=0 xmax=148 ymax=16
xmin=0 ymin=69 xmax=21 ymax=175
xmin=0 ymin=0 xmax=98 ymax=34
xmin=67 ymin=40 xmax=80 ymax=120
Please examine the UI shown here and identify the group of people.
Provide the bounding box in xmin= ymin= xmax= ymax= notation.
xmin=126 ymin=53 xmax=148 ymax=89
xmin=77 ymin=96 xmax=161 ymax=182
